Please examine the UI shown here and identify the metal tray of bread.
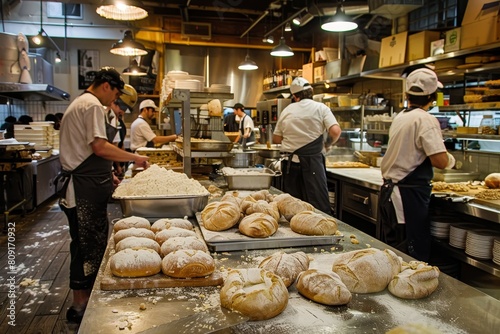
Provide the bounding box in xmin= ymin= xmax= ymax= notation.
xmin=115 ymin=194 xmax=209 ymax=218
xmin=222 ymin=167 xmax=276 ymax=190
xmin=195 ymin=213 xmax=343 ymax=251
xmin=175 ymin=139 xmax=234 ymax=152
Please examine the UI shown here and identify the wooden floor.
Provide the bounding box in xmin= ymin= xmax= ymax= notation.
xmin=0 ymin=197 xmax=121 ymax=334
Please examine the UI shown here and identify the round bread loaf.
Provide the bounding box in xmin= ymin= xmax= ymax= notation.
xmin=220 ymin=268 xmax=289 ymax=321
xmin=249 ymin=189 xmax=273 ymax=202
xmin=201 ymin=201 xmax=241 ymax=231
xmin=113 ymin=216 xmax=151 ymax=232
xmin=151 ymin=218 xmax=193 ymax=233
xmin=485 ymin=173 xmax=500 ymax=189
xmin=161 ymin=249 xmax=215 ymax=278
xmin=273 ymin=194 xmax=314 ymax=221
xmin=244 ymin=200 xmax=280 ymax=221
xmin=388 ymin=261 xmax=440 ymax=299
xmin=296 ymin=269 xmax=352 ymax=305
xmin=160 ymin=236 xmax=208 ymax=257
xmin=110 ymin=248 xmax=161 ymax=278
xmin=221 ymin=192 xmax=242 ymax=207
xmin=239 ymin=212 xmax=278 ymax=238
xmin=114 ymin=227 xmax=155 ymax=244
xmin=331 ymin=248 xmax=402 ymax=293
xmin=258 ymin=251 xmax=309 ymax=287
xmin=115 ymin=236 xmax=161 ymax=253
xmin=240 ymin=196 xmax=257 ymax=214
xmin=290 ymin=211 xmax=338 ymax=235
xmin=155 ymin=227 xmax=197 ymax=245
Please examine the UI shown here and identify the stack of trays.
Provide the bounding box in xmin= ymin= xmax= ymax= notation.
xmin=449 ymin=224 xmax=476 ymax=249
xmin=430 ymin=220 xmax=452 ymax=239
xmin=465 ymin=229 xmax=498 ymax=260
xmin=206 ymin=83 xmax=231 ymax=93
xmin=14 ymin=122 xmax=56 ymax=149
xmin=493 ymin=239 xmax=500 ymax=265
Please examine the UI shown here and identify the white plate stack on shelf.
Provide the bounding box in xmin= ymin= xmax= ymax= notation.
xmin=465 ymin=229 xmax=499 ymax=260
xmin=493 ymin=238 xmax=500 ymax=265
xmin=430 ymin=219 xmax=452 ymax=239
xmin=206 ymin=83 xmax=231 ymax=93
xmin=449 ymin=224 xmax=476 ymax=249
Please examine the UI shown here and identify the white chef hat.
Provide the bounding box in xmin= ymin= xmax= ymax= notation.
xmin=406 ymin=68 xmax=443 ymax=96
xmin=290 ymin=77 xmax=313 ymax=94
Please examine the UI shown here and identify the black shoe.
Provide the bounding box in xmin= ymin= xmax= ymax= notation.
xmin=66 ymin=306 xmax=85 ymax=324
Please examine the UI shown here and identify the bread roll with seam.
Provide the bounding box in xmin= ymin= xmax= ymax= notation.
xmin=160 ymin=236 xmax=208 ymax=257
xmin=110 ymin=248 xmax=161 ymax=278
xmin=249 ymin=189 xmax=273 ymax=202
xmin=220 ymin=268 xmax=289 ymax=321
xmin=296 ymin=269 xmax=352 ymax=305
xmin=244 ymin=200 xmax=280 ymax=222
xmin=221 ymin=191 xmax=243 ymax=207
xmin=239 ymin=212 xmax=279 ymax=238
xmin=290 ymin=211 xmax=338 ymax=235
xmin=155 ymin=227 xmax=197 ymax=245
xmin=201 ymin=201 xmax=241 ymax=231
xmin=113 ymin=216 xmax=151 ymax=232
xmin=115 ymin=236 xmax=161 ymax=254
xmin=114 ymin=227 xmax=155 ymax=244
xmin=258 ymin=251 xmax=310 ymax=287
xmin=388 ymin=261 xmax=440 ymax=299
xmin=331 ymin=248 xmax=402 ymax=293
xmin=485 ymin=173 xmax=500 ymax=189
xmin=161 ymin=249 xmax=215 ymax=278
xmin=273 ymin=193 xmax=314 ymax=221
xmin=151 ymin=217 xmax=193 ymax=233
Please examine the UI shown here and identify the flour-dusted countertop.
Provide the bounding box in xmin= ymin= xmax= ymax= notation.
xmin=326 ymin=167 xmax=383 ymax=191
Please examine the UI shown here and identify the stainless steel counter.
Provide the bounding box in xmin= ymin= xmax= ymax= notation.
xmin=80 ymin=193 xmax=500 ymax=333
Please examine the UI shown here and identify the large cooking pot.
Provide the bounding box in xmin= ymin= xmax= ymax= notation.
xmin=223 ymin=151 xmax=257 ymax=168
xmin=257 ymin=148 xmax=281 ymax=159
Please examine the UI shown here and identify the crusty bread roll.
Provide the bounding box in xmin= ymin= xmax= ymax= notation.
xmin=161 ymin=249 xmax=215 ymax=278
xmin=485 ymin=173 xmax=500 ymax=189
xmin=151 ymin=217 xmax=193 ymax=233
xmin=258 ymin=251 xmax=309 ymax=287
xmin=388 ymin=261 xmax=440 ymax=299
xmin=221 ymin=192 xmax=242 ymax=207
xmin=220 ymin=268 xmax=289 ymax=321
xmin=240 ymin=195 xmax=257 ymax=214
xmin=331 ymin=248 xmax=402 ymax=293
xmin=201 ymin=201 xmax=241 ymax=231
xmin=249 ymin=189 xmax=273 ymax=202
xmin=296 ymin=269 xmax=352 ymax=306
xmin=243 ymin=200 xmax=280 ymax=221
xmin=113 ymin=216 xmax=151 ymax=232
xmin=114 ymin=227 xmax=155 ymax=244
xmin=115 ymin=236 xmax=161 ymax=253
xmin=239 ymin=213 xmax=278 ymax=238
xmin=290 ymin=211 xmax=338 ymax=235
xmin=160 ymin=236 xmax=208 ymax=257
xmin=110 ymin=248 xmax=162 ymax=278
xmin=273 ymin=193 xmax=314 ymax=221
xmin=155 ymin=227 xmax=197 ymax=245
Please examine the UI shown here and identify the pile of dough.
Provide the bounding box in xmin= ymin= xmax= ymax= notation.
xmin=161 ymin=249 xmax=215 ymax=278
xmin=110 ymin=248 xmax=162 ymax=278
xmin=243 ymin=199 xmax=280 ymax=221
xmin=160 ymin=236 xmax=208 ymax=257
xmin=115 ymin=236 xmax=161 ymax=253
xmin=155 ymin=227 xmax=197 ymax=245
xmin=201 ymin=201 xmax=241 ymax=231
xmin=239 ymin=213 xmax=278 ymax=238
xmin=296 ymin=269 xmax=352 ymax=306
xmin=331 ymin=248 xmax=402 ymax=293
xmin=113 ymin=216 xmax=151 ymax=232
xmin=151 ymin=217 xmax=193 ymax=233
xmin=485 ymin=173 xmax=500 ymax=189
xmin=114 ymin=227 xmax=155 ymax=244
xmin=220 ymin=268 xmax=289 ymax=321
xmin=290 ymin=211 xmax=338 ymax=235
xmin=273 ymin=194 xmax=314 ymax=221
xmin=388 ymin=261 xmax=440 ymax=299
xmin=258 ymin=251 xmax=309 ymax=287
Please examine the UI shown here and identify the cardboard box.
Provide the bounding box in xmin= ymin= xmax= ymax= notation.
xmin=379 ymin=31 xmax=408 ymax=68
xmin=461 ymin=0 xmax=500 ymax=49
xmin=325 ymin=59 xmax=348 ymax=79
xmin=407 ymin=31 xmax=441 ymax=61
xmin=302 ymin=62 xmax=326 ymax=83
xmin=314 ymin=65 xmax=325 ymax=82
xmin=430 ymin=39 xmax=445 ymax=56
xmin=444 ymin=27 xmax=461 ymax=52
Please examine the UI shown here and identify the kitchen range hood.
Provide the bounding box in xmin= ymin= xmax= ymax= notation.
xmin=0 ymin=83 xmax=70 ymax=101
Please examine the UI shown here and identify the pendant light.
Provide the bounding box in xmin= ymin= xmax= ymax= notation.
xmin=110 ymin=30 xmax=148 ymax=56
xmin=321 ymin=1 xmax=358 ymax=32
xmin=271 ymin=37 xmax=294 ymax=57
xmin=238 ymin=35 xmax=258 ymax=71
xmin=31 ymin=0 xmax=65 ymax=64
xmin=123 ymin=58 xmax=148 ymax=76
xmin=96 ymin=0 xmax=148 ymax=21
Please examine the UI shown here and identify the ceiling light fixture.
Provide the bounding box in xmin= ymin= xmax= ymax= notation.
xmin=96 ymin=0 xmax=148 ymax=21
xmin=266 ymin=35 xmax=274 ymax=44
xmin=292 ymin=16 xmax=301 ymax=25
xmin=238 ymin=34 xmax=258 ymax=71
xmin=271 ymin=36 xmax=294 ymax=57
xmin=321 ymin=1 xmax=358 ymax=32
xmin=284 ymin=22 xmax=292 ymax=32
xmin=123 ymin=58 xmax=148 ymax=76
xmin=110 ymin=30 xmax=148 ymax=56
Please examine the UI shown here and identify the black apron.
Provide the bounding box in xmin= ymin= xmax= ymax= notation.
xmin=106 ymin=111 xmax=119 ymax=144
xmin=281 ymin=135 xmax=332 ymax=215
xmin=238 ymin=115 xmax=255 ymax=146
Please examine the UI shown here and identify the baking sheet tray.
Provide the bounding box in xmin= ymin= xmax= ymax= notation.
xmin=195 ymin=213 xmax=343 ymax=252
xmin=113 ymin=194 xmax=208 ymax=218
xmin=223 ymin=167 xmax=275 ymax=190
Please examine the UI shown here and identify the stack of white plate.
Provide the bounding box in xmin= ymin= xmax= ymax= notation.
xmin=465 ymin=230 xmax=498 ymax=260
xmin=449 ymin=224 xmax=476 ymax=249
xmin=206 ymin=83 xmax=231 ymax=93
xmin=174 ymin=79 xmax=203 ymax=91
xmin=493 ymin=238 xmax=500 ymax=265
xmin=430 ymin=220 xmax=452 ymax=239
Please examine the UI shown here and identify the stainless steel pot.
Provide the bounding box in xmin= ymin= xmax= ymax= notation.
xmin=223 ymin=151 xmax=257 ymax=168
xmin=257 ymin=148 xmax=281 ymax=159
